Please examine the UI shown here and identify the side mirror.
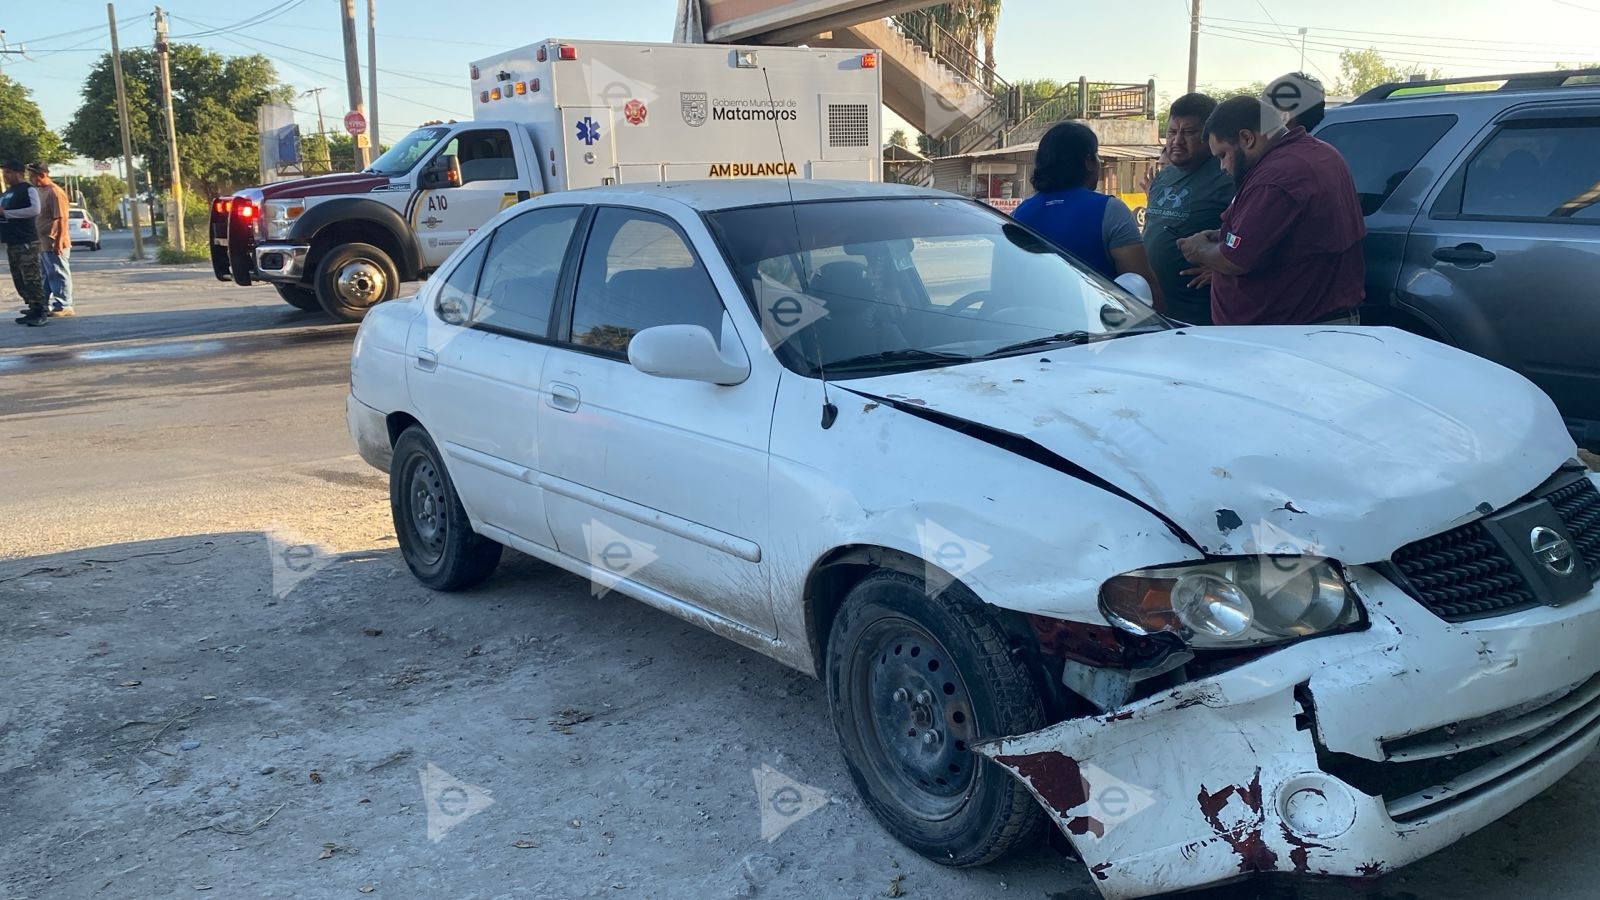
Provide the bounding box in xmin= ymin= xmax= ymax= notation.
xmin=628 ymin=324 xmax=750 ymax=386
xmin=422 ymin=154 xmax=461 ymax=189
xmin=1114 ymin=272 xmax=1154 ymax=305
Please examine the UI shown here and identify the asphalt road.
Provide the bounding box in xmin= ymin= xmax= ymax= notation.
xmin=2 ymin=264 xmax=1598 ymax=900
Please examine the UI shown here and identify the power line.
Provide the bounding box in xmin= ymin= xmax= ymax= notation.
xmin=1202 ymin=13 xmax=1600 ymax=54
xmin=168 ymin=13 xmax=463 ymax=90
xmin=1204 ymin=24 xmax=1600 ymax=68
xmin=169 ymin=0 xmax=311 ymax=39
xmin=1246 ymin=0 xmax=1334 ymax=82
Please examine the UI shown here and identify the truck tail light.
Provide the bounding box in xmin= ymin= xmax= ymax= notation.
xmin=213 ymin=199 xmax=232 ymax=215
xmin=558 ymin=45 xmax=577 ymax=61
xmin=514 ymin=81 xmax=526 ymax=95
xmin=529 ymin=78 xmax=540 ymax=93
xmin=861 ymin=52 xmax=877 ymax=69
xmin=479 ymin=90 xmax=490 ymax=103
xmin=237 ymin=201 xmax=256 ymax=219
xmin=537 ymin=46 xmax=546 ymax=62
xmin=491 ymin=87 xmax=502 ymax=101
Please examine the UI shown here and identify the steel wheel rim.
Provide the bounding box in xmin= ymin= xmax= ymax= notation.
xmin=850 ymin=615 xmax=978 ymax=820
xmin=335 ymin=259 xmax=386 ymax=307
xmin=407 ymin=456 xmax=447 ymax=565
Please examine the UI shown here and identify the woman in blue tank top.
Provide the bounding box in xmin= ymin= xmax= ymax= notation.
xmin=1012 ymin=122 xmax=1165 ymax=311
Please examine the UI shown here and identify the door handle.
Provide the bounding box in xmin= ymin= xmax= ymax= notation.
xmin=547 ymin=381 xmax=581 ymax=413
xmin=1432 ymin=243 xmax=1496 ymax=266
xmin=415 ymin=348 xmax=438 ymax=372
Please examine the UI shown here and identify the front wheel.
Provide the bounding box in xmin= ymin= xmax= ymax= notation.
xmin=391 ymin=427 xmax=503 ymax=591
xmin=314 ymin=242 xmax=400 ymax=323
xmin=826 ymin=570 xmax=1047 ymax=867
xmin=274 ymin=283 xmax=322 ymax=311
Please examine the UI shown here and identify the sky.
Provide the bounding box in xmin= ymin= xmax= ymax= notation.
xmin=2 ymin=0 xmax=1598 ymax=176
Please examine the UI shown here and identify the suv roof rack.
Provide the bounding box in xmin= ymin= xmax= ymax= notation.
xmin=1352 ymin=68 xmax=1600 ymax=104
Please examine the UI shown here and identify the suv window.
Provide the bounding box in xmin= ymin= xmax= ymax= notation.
xmin=568 ymin=208 xmax=726 ymax=355
xmin=472 ymin=206 xmax=581 ymax=339
xmin=440 ymin=128 xmax=518 ymax=184
xmin=1460 ymin=120 xmax=1600 ymax=220
xmin=1317 ymin=115 xmax=1456 ymax=215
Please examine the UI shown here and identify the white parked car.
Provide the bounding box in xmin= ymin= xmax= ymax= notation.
xmin=68 ymin=207 xmax=100 ymax=251
xmin=348 ymin=181 xmax=1600 ymax=898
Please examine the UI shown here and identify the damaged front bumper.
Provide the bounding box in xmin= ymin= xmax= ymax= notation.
xmin=979 ymin=565 xmax=1600 ymax=898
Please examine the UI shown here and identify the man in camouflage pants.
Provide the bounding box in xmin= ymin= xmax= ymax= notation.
xmin=2 ymin=160 xmax=48 ymax=326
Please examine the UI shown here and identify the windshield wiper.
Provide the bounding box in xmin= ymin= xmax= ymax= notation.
xmin=814 ymin=348 xmax=972 ymax=374
xmin=984 ymin=330 xmax=1096 ymax=356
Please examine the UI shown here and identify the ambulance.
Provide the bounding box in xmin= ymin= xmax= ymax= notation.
xmin=211 ymin=38 xmax=883 ymax=321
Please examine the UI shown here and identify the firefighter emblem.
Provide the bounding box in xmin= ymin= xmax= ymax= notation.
xmin=624 ymin=99 xmax=648 ymax=125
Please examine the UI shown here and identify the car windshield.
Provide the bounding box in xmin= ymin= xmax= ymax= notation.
xmin=365 ymin=126 xmax=450 ymax=176
xmin=706 ymin=197 xmax=1168 ymax=377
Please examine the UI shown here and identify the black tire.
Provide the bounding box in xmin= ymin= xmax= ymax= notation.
xmin=826 ymin=570 xmax=1046 ymax=867
xmin=390 ymin=426 xmax=502 ymax=591
xmin=91 ymin=241 xmax=101 ymax=251
xmin=274 ymin=283 xmax=322 ymax=311
xmin=314 ymin=241 xmax=400 ymax=323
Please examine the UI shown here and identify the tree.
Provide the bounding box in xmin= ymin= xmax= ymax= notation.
xmin=887 ymin=129 xmax=909 ymax=149
xmin=64 ymin=44 xmax=293 ymax=200
xmin=76 ymin=173 xmax=128 ymax=226
xmin=1334 ymin=48 xmax=1440 ymax=96
xmin=926 ymin=1 xmax=1002 ymax=81
xmin=0 ymin=74 xmax=67 ymax=166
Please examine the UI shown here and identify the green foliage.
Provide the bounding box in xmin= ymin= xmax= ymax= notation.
xmin=1334 ymin=48 xmax=1441 ymax=96
xmin=64 ymin=44 xmax=293 ymax=200
xmin=76 ymin=174 xmax=128 ymax=226
xmin=0 ymin=74 xmax=67 ymax=166
xmin=887 ymin=129 xmax=909 ymax=149
xmin=157 ymin=242 xmax=208 ymax=264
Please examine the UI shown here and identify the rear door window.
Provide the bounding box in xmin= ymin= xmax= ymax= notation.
xmin=1458 ymin=120 xmax=1600 ymax=220
xmin=1317 ymin=114 xmax=1457 ymax=215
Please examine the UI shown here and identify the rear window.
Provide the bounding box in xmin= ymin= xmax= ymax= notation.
xmin=1459 ymin=120 xmax=1600 ymax=220
xmin=1317 ymin=114 xmax=1457 ymax=215
xmin=69 ymin=210 xmax=86 ymax=219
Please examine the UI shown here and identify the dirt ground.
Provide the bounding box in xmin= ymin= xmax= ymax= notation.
xmin=4 ymin=258 xmax=1600 ymax=899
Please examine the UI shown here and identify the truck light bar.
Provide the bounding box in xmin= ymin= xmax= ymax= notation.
xmin=469 ymin=64 xmax=479 ymax=80
xmin=861 ymin=52 xmax=877 ymax=69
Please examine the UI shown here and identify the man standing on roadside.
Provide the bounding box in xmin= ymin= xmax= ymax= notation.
xmin=1177 ymin=96 xmax=1366 ymax=326
xmin=1 ymin=160 xmax=48 ymax=326
xmin=1142 ymin=93 xmax=1234 ymax=325
xmin=28 ymin=162 xmax=74 ymax=317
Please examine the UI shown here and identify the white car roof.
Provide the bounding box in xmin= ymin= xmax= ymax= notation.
xmin=562 ymin=179 xmax=955 ymax=212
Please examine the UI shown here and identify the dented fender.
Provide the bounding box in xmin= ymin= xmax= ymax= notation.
xmin=977 ymin=569 xmax=1600 ymax=898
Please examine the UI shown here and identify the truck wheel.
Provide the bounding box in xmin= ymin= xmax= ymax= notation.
xmin=391 ymin=426 xmax=503 ymax=591
xmin=274 ymin=284 xmax=322 ymax=311
xmin=314 ymin=242 xmax=399 ymax=323
xmin=826 ymin=570 xmax=1047 ymax=867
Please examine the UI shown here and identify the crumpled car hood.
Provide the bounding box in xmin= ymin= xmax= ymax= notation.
xmin=846 ymin=326 xmax=1573 ymax=563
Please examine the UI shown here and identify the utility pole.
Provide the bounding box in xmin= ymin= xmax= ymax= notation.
xmin=1186 ymin=0 xmax=1200 ymax=94
xmin=302 ymin=87 xmax=331 ymax=170
xmin=1298 ymin=27 xmax=1308 ymax=73
xmin=154 ymin=7 xmax=184 ymax=251
xmin=339 ymin=0 xmax=370 ymax=169
xmin=0 ymin=31 xmax=28 ymax=74
xmin=107 ymin=4 xmax=143 ymax=259
xmin=366 ymin=0 xmax=378 ymax=153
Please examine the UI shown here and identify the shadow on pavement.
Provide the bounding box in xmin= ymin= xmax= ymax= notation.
xmin=0 ymin=303 xmax=349 ymax=355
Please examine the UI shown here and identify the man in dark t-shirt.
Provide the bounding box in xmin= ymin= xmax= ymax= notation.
xmin=1176 ymin=96 xmax=1366 ymax=326
xmin=1142 ymin=93 xmax=1234 ymax=325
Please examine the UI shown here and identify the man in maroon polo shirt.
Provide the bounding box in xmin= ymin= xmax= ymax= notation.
xmin=1176 ymin=96 xmax=1365 ymax=325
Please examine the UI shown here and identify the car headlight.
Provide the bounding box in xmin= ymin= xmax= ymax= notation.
xmin=262 ymin=199 xmax=306 ymax=241
xmin=1099 ymin=558 xmax=1361 ymax=648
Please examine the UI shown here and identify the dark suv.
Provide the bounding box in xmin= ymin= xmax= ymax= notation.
xmin=1315 ymin=69 xmax=1600 ymax=450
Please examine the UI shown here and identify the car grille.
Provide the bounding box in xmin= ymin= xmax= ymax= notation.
xmin=1391 ymin=471 xmax=1599 ymax=623
xmin=1319 ymin=672 xmax=1600 ymax=824
xmin=1545 ymin=477 xmax=1600 ymax=575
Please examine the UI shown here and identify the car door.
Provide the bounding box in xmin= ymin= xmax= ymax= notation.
xmin=415 ymin=127 xmax=531 ymax=268
xmin=405 ymin=205 xmax=586 ymax=549
xmin=537 ymin=205 xmax=778 ymax=636
xmin=1401 ymin=104 xmax=1600 ymax=440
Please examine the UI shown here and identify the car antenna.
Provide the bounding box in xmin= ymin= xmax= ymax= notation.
xmin=762 ymin=65 xmax=837 ymax=430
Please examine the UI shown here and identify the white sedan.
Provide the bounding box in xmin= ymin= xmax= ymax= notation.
xmin=348 ymin=180 xmax=1600 ymax=898
xmin=68 ymin=207 xmax=100 ymax=251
